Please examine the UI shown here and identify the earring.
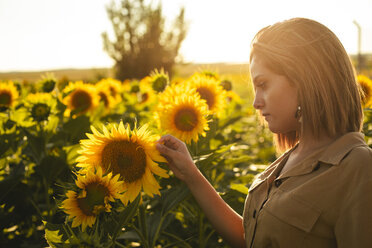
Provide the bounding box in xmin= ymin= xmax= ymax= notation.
xmin=294 ymin=106 xmax=302 ymax=119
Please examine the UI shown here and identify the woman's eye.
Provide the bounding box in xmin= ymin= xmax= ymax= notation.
xmin=256 ymin=82 xmax=266 ymax=88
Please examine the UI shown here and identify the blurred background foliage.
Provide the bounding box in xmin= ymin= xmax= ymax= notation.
xmin=102 ymin=0 xmax=188 ymax=80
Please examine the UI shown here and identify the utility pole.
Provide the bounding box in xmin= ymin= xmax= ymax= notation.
xmin=353 ymin=20 xmax=362 ymax=72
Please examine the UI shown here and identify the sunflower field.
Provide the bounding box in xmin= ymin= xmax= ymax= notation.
xmin=0 ymin=69 xmax=371 ymax=248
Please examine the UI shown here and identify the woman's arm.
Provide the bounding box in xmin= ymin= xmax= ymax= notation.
xmin=156 ymin=135 xmax=246 ymax=248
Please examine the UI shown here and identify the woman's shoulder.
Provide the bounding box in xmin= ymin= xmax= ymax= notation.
xmin=320 ymin=132 xmax=371 ymax=165
xmin=338 ymin=143 xmax=372 ymax=183
xmin=342 ymin=144 xmax=372 ymax=165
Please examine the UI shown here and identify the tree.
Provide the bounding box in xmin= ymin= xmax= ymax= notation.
xmin=102 ymin=0 xmax=188 ymax=80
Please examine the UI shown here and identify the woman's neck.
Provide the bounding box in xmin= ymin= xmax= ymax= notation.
xmin=293 ymin=131 xmax=339 ymax=158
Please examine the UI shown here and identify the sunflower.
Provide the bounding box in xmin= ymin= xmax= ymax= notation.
xmin=96 ymin=78 xmax=123 ymax=105
xmin=137 ymin=83 xmax=157 ymax=107
xmin=196 ymin=70 xmax=220 ymax=81
xmin=220 ymin=79 xmax=232 ymax=91
xmin=37 ymin=73 xmax=57 ymax=93
xmin=122 ymin=79 xmax=132 ymax=92
xmin=76 ymin=121 xmax=168 ymax=205
xmin=185 ymin=74 xmax=227 ymax=116
xmin=0 ymin=81 xmax=19 ymax=110
xmin=61 ymin=167 xmax=123 ymax=231
xmin=95 ymin=83 xmax=116 ymax=111
xmin=357 ymin=74 xmax=372 ymax=108
xmin=156 ymin=82 xmax=192 ymax=109
xmin=62 ymin=81 xmax=99 ymax=117
xmin=148 ymin=68 xmax=169 ymax=92
xmin=155 ymin=91 xmax=210 ymax=144
xmin=25 ymin=93 xmax=56 ymax=122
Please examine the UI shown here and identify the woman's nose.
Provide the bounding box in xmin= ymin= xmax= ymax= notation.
xmin=253 ymin=94 xmax=264 ymax=109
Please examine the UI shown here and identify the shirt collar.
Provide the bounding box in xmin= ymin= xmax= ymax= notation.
xmin=318 ymin=132 xmax=366 ymax=165
xmin=249 ymin=132 xmax=367 ymax=192
xmin=277 ymin=132 xmax=367 ymax=179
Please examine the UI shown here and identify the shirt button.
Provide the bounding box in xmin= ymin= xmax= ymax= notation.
xmin=253 ymin=209 xmax=257 ymax=218
xmin=274 ymin=179 xmax=282 ymax=187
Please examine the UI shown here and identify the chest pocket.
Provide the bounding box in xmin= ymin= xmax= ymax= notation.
xmin=263 ymin=188 xmax=321 ymax=233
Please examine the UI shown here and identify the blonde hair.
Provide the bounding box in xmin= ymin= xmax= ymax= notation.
xmin=250 ymin=18 xmax=363 ymax=152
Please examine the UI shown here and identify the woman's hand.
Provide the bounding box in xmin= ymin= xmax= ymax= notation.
xmin=156 ymin=134 xmax=198 ymax=184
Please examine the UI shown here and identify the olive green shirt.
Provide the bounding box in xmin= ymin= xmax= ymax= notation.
xmin=243 ymin=132 xmax=372 ymax=248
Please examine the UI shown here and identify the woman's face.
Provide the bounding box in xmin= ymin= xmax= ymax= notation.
xmin=250 ymin=56 xmax=299 ymax=134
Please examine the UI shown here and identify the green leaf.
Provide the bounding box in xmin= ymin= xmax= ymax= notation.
xmin=34 ymin=155 xmax=68 ymax=185
xmin=0 ymin=162 xmax=24 ymax=202
xmin=43 ymin=221 xmax=70 ymax=247
xmin=117 ymin=230 xmax=140 ymax=240
xmin=230 ymin=183 xmax=249 ymax=195
xmin=62 ymin=115 xmax=91 ymax=144
xmin=220 ymin=115 xmax=243 ymax=130
xmin=45 ymin=115 xmax=60 ymax=133
xmin=23 ymin=131 xmax=46 ymax=163
xmin=112 ymin=194 xmax=141 ymax=242
xmin=161 ymin=184 xmax=190 ymax=215
xmin=45 ymin=229 xmax=64 ymax=247
xmin=63 ymin=144 xmax=81 ymax=166
xmin=0 ymin=133 xmax=15 ymax=157
xmin=224 ymin=155 xmax=254 ymax=166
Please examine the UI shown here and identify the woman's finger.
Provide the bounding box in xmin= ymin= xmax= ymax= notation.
xmin=158 ymin=135 xmax=181 ymax=151
xmin=156 ymin=142 xmax=176 ymax=158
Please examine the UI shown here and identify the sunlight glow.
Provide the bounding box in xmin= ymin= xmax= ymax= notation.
xmin=0 ymin=0 xmax=371 ymax=71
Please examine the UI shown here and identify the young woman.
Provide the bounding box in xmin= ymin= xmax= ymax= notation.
xmin=156 ymin=17 xmax=372 ymax=248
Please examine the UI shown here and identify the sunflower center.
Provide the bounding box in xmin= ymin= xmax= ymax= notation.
xmin=197 ymin=87 xmax=215 ymax=109
xmin=31 ymin=103 xmax=50 ymax=122
xmin=101 ymin=140 xmax=147 ymax=183
xmin=109 ymin=86 xmax=117 ymax=97
xmin=130 ymin=85 xmax=140 ymax=93
xmin=174 ymin=106 xmax=198 ymax=131
xmin=77 ymin=183 xmax=108 ymax=216
xmin=220 ymin=80 xmax=232 ymax=91
xmin=42 ymin=80 xmax=56 ymax=93
xmin=141 ymin=92 xmax=149 ymax=103
xmin=0 ymin=91 xmax=12 ymax=106
xmin=360 ymin=83 xmax=371 ymax=103
xmin=99 ymin=92 xmax=109 ymax=107
xmin=152 ymin=76 xmax=168 ymax=92
xmin=71 ymin=90 xmax=92 ymax=112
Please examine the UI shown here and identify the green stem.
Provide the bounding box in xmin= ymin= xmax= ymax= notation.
xmin=64 ymin=224 xmax=79 ymax=242
xmin=29 ymin=197 xmax=43 ymax=220
xmin=162 ymin=231 xmax=193 ymax=248
xmin=130 ymin=224 xmax=147 ymax=245
xmin=43 ymin=177 xmax=51 ymax=220
xmin=114 ymin=241 xmax=127 ymax=248
xmin=204 ymin=229 xmax=216 ymax=246
xmin=199 ymin=212 xmax=205 ymax=248
xmin=111 ymin=195 xmax=141 ymax=245
xmin=137 ymin=206 xmax=149 ymax=248
xmin=151 ymin=213 xmax=169 ymax=248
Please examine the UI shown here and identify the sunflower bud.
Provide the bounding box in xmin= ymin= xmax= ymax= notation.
xmin=220 ymin=79 xmax=232 ymax=91
xmin=151 ymin=75 xmax=168 ymax=92
xmin=31 ymin=103 xmax=51 ymax=122
xmin=41 ymin=79 xmax=56 ymax=93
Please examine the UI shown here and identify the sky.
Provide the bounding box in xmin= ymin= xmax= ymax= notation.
xmin=0 ymin=0 xmax=372 ymax=72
